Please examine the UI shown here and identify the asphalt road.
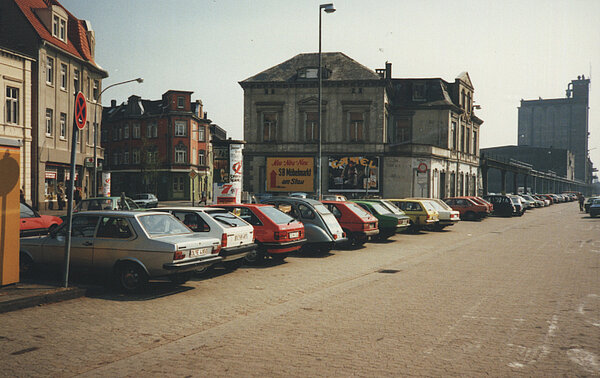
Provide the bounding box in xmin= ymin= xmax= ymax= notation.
xmin=2 ymin=202 xmax=599 ymax=377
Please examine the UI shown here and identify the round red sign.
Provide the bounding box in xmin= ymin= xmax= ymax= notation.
xmin=417 ymin=162 xmax=428 ymax=173
xmin=75 ymin=92 xmax=87 ymax=130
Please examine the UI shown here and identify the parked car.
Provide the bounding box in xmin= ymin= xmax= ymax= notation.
xmin=132 ymin=193 xmax=159 ymax=208
xmin=261 ymin=197 xmax=346 ymax=253
xmin=322 ymin=200 xmax=379 ymax=246
xmin=387 ymin=198 xmax=439 ymax=231
xmin=446 ymin=196 xmax=490 ymax=219
xmin=408 ymin=198 xmax=460 ymax=230
xmin=508 ymin=195 xmax=526 ymax=216
xmin=482 ymin=194 xmax=516 ymax=217
xmin=471 ymin=196 xmax=494 ymax=214
xmin=520 ymin=194 xmax=543 ymax=208
xmin=211 ymin=204 xmax=306 ymax=263
xmin=75 ymin=196 xmax=140 ymax=212
xmin=517 ymin=195 xmax=536 ymax=209
xmin=158 ymin=207 xmax=256 ymax=271
xmin=589 ymin=199 xmax=600 ymax=217
xmin=321 ymin=194 xmax=348 ymax=201
xmin=584 ymin=196 xmax=600 ymax=213
xmin=20 ymin=211 xmax=222 ymax=292
xmin=20 ymin=202 xmax=63 ymax=237
xmin=351 ymin=200 xmax=410 ymax=239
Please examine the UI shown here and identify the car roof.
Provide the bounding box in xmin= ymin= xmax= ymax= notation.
xmin=75 ymin=210 xmax=165 ymax=217
xmin=263 ymin=196 xmax=322 ymax=205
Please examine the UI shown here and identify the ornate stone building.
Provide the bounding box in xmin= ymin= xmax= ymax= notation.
xmin=240 ymin=52 xmax=483 ymax=198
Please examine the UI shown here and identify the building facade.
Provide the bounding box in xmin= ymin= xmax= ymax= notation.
xmin=518 ymin=76 xmax=591 ymax=183
xmin=0 ymin=0 xmax=108 ymax=209
xmin=0 ymin=47 xmax=34 ymax=202
xmin=240 ymin=52 xmax=483 ymax=199
xmin=102 ymin=90 xmax=213 ymax=202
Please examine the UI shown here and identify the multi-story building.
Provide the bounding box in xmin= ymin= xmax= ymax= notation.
xmin=0 ymin=0 xmax=108 ymax=209
xmin=0 ymin=47 xmax=34 ymax=202
xmin=518 ymin=76 xmax=591 ymax=183
xmin=240 ymin=52 xmax=483 ymax=198
xmin=101 ymin=90 xmax=212 ymax=202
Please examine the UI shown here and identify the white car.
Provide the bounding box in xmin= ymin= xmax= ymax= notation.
xmin=158 ymin=207 xmax=256 ymax=271
xmin=417 ymin=198 xmax=460 ymax=230
xmin=133 ymin=193 xmax=159 ymax=208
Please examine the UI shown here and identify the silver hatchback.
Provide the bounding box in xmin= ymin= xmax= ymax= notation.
xmin=20 ymin=211 xmax=222 ymax=292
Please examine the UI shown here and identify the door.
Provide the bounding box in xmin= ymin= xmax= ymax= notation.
xmin=42 ymin=215 xmax=99 ymax=270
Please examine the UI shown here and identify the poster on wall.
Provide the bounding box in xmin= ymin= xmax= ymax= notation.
xmin=213 ymin=182 xmax=241 ymax=204
xmin=213 ymin=145 xmax=229 ymax=183
xmin=328 ymin=156 xmax=380 ymax=192
xmin=266 ymin=157 xmax=314 ymax=192
xmin=229 ymin=144 xmax=243 ymax=183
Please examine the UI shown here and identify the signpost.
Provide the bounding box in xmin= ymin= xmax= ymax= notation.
xmin=63 ymin=92 xmax=86 ymax=288
xmin=189 ymin=169 xmax=197 ymax=206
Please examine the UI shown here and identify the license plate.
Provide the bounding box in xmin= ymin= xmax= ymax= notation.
xmin=289 ymin=231 xmax=299 ymax=239
xmin=189 ymin=248 xmax=210 ymax=258
xmin=235 ymin=233 xmax=247 ymax=241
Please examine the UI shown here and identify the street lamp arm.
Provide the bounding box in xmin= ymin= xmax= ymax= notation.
xmin=96 ymin=77 xmax=144 ymax=101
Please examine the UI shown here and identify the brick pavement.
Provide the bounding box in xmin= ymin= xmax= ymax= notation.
xmin=1 ymin=202 xmax=598 ymax=376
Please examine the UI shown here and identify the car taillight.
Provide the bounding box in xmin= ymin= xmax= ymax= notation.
xmin=221 ymin=233 xmax=228 ymax=248
xmin=173 ymin=250 xmax=185 ymax=260
xmin=342 ymin=232 xmax=346 ymax=238
xmin=333 ymin=234 xmax=338 ymax=240
xmin=363 ymin=223 xmax=370 ymax=230
xmin=274 ymin=231 xmax=283 ymax=240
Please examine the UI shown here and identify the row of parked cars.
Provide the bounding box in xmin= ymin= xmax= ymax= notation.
xmin=18 ymin=191 xmax=585 ymax=293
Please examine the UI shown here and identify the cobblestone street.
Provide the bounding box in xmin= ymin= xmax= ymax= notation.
xmin=1 ymin=202 xmax=599 ymax=377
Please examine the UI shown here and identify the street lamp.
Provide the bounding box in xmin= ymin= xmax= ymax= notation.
xmin=317 ymin=3 xmax=335 ymax=200
xmin=92 ymin=77 xmax=143 ymax=197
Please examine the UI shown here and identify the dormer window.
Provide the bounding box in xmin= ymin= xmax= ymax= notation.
xmin=412 ymin=83 xmax=427 ymax=101
xmin=297 ymin=67 xmax=331 ymax=80
xmin=52 ymin=13 xmax=67 ymax=42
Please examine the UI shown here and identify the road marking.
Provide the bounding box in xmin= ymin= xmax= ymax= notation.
xmin=507 ymin=315 xmax=558 ymax=368
xmin=567 ymin=349 xmax=600 ymax=374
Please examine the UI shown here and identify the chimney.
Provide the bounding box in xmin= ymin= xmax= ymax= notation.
xmin=204 ymin=111 xmax=208 ymax=119
xmin=385 ymin=62 xmax=392 ymax=79
xmin=111 ymin=99 xmax=116 ymax=107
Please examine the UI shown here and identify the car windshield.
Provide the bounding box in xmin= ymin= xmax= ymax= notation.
xmin=346 ymin=202 xmax=373 ymax=218
xmin=427 ymin=200 xmax=447 ymax=212
xmin=138 ymin=214 xmax=191 ymax=236
xmin=135 ymin=194 xmax=149 ymax=200
xmin=313 ymin=203 xmax=333 ymax=216
xmin=78 ymin=199 xmax=114 ymax=211
xmin=381 ymin=201 xmax=404 ymax=215
xmin=592 ymin=199 xmax=600 ymax=205
xmin=510 ymin=197 xmax=520 ymax=204
xmin=207 ymin=210 xmax=248 ymax=228
xmin=420 ymin=201 xmax=436 ymax=212
xmin=259 ymin=206 xmax=295 ymax=225
xmin=366 ymin=202 xmax=392 ymax=215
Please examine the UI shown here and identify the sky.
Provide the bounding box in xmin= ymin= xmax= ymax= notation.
xmin=61 ymin=0 xmax=600 ymax=171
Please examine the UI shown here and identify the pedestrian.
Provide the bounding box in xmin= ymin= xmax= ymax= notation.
xmin=57 ymin=184 xmax=65 ymax=210
xmin=578 ymin=192 xmax=585 ymax=212
xmin=20 ymin=188 xmax=26 ymax=204
xmin=74 ymin=187 xmax=82 ymax=205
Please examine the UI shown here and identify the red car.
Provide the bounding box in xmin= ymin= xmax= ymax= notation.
xmin=20 ymin=203 xmax=62 ymax=237
xmin=443 ymin=197 xmax=489 ymax=220
xmin=322 ymin=200 xmax=379 ymax=246
xmin=211 ymin=204 xmax=305 ymax=263
xmin=459 ymin=196 xmax=493 ymax=216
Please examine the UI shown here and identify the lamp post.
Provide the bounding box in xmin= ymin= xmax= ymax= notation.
xmin=317 ymin=3 xmax=335 ymax=200
xmin=92 ymin=77 xmax=143 ymax=197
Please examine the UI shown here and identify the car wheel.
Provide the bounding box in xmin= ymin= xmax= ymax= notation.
xmin=244 ymin=246 xmax=265 ymax=265
xmin=116 ymin=262 xmax=148 ymax=293
xmin=168 ymin=271 xmax=193 ymax=285
xmin=19 ymin=252 xmax=34 ymax=277
xmin=433 ymin=223 xmax=445 ymax=232
xmin=223 ymin=259 xmax=244 ymax=271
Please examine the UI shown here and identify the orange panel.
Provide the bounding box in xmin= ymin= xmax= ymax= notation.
xmin=0 ymin=144 xmax=21 ymax=285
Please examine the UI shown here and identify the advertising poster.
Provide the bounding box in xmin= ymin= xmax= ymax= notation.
xmin=101 ymin=172 xmax=111 ymax=197
xmin=266 ymin=157 xmax=314 ymax=192
xmin=213 ymin=182 xmax=241 ymax=204
xmin=328 ymin=156 xmax=380 ymax=192
xmin=213 ymin=145 xmax=229 ymax=183
xmin=229 ymin=144 xmax=243 ymax=183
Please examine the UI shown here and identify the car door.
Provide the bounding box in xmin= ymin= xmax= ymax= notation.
xmin=93 ymin=216 xmax=137 ymax=270
xmin=42 ymin=214 xmax=99 ymax=270
xmin=20 ymin=203 xmax=45 ymax=235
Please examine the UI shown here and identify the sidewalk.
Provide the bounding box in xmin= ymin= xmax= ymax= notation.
xmin=0 ymin=280 xmax=86 ymax=314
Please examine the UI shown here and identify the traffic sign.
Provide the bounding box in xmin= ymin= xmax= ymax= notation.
xmin=189 ymin=170 xmax=197 ymax=179
xmin=74 ymin=92 xmax=87 ymax=130
xmin=417 ymin=162 xmax=428 ymax=173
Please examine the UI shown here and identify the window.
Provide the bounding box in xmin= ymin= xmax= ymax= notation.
xmin=59 ymin=113 xmax=66 ymax=139
xmin=461 ymin=90 xmax=466 ymax=109
xmin=147 ymin=150 xmax=158 ymax=164
xmin=123 ymin=124 xmax=130 ymax=139
xmin=60 ymin=64 xmax=67 ymax=90
xmin=146 ymin=122 xmax=157 ymax=138
xmin=45 ymin=109 xmax=53 ymax=136
xmin=175 ymin=145 xmax=187 ymax=163
xmin=123 ymin=151 xmax=129 ymax=164
xmin=132 ymin=149 xmax=140 ymax=164
xmin=198 ymin=150 xmax=206 ymax=166
xmin=177 ymin=96 xmax=184 ymax=108
xmin=412 ymin=83 xmax=427 ymax=101
xmin=97 ymin=217 xmax=133 ymax=239
xmin=53 ymin=15 xmax=59 ymax=37
xmin=263 ymin=113 xmax=277 ymax=141
xmin=59 ymin=18 xmax=66 ymax=41
xmin=64 ymin=216 xmax=99 ymax=238
xmin=175 ymin=121 xmax=186 ymax=137
xmin=133 ymin=123 xmax=140 ymax=139
xmin=349 ymin=112 xmax=364 ymax=142
xmin=395 ymin=118 xmax=411 ymax=143
xmin=173 ymin=176 xmax=184 ymax=192
xmin=198 ymin=126 xmax=205 ymax=142
xmin=472 ymin=130 xmax=478 ymax=155
xmin=298 ymin=68 xmax=319 ymax=79
xmin=93 ymin=80 xmax=99 ymax=101
xmin=86 ymin=122 xmax=91 ymax=144
xmin=450 ymin=121 xmax=457 ymax=150
xmin=46 ymin=56 xmax=54 ymax=85
xmin=460 ymin=125 xmax=465 ymax=152
xmin=112 ymin=152 xmax=119 ymax=166
xmin=73 ymin=69 xmax=79 ymax=93
xmin=465 ymin=128 xmax=471 ymax=154
xmin=305 ymin=112 xmax=318 ymax=142
xmin=5 ymin=87 xmax=18 ymax=124
xmin=118 ymin=126 xmax=122 ymax=140
xmin=192 ymin=148 xmax=196 ymax=165
xmin=112 ymin=127 xmax=118 ymax=141
xmin=172 ymin=211 xmax=209 ymax=232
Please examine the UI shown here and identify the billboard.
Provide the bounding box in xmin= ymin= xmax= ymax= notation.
xmin=328 ymin=156 xmax=380 ymax=192
xmin=266 ymin=157 xmax=314 ymax=192
xmin=213 ymin=145 xmax=229 ymax=183
xmin=229 ymin=144 xmax=243 ymax=183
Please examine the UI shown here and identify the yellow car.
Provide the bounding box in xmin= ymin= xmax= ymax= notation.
xmin=386 ymin=199 xmax=439 ymax=232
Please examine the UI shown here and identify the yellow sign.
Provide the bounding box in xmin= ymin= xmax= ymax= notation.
xmin=266 ymin=157 xmax=314 ymax=192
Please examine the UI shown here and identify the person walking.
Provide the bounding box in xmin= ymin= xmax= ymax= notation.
xmin=578 ymin=192 xmax=585 ymax=212
xmin=57 ymin=185 xmax=65 ymax=210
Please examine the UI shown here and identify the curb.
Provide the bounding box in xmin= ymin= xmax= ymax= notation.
xmin=0 ymin=287 xmax=86 ymax=314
